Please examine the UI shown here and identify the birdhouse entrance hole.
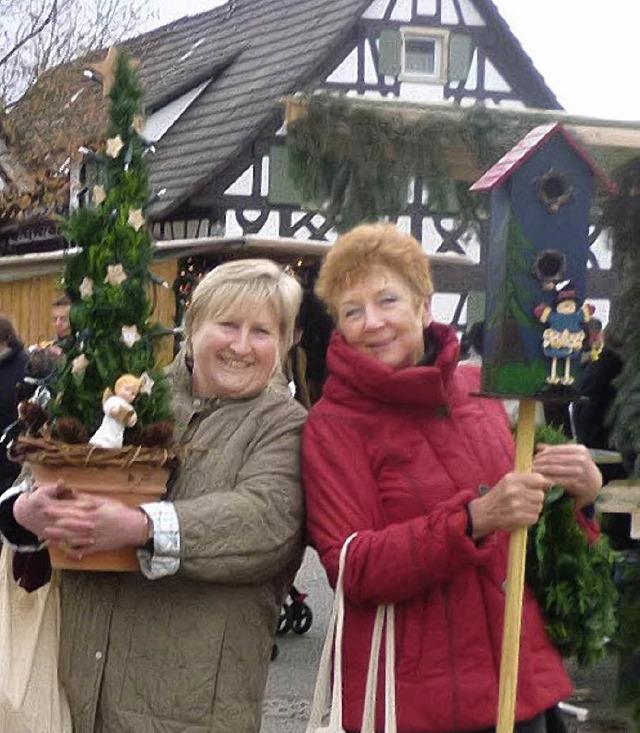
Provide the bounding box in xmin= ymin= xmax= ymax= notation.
xmin=538 ymin=171 xmax=573 ymax=213
xmin=533 ymin=249 xmax=566 ymax=291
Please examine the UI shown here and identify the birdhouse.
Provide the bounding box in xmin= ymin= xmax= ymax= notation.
xmin=469 ymin=122 xmax=617 ymax=398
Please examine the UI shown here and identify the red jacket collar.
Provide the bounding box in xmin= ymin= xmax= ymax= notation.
xmin=323 ymin=322 xmax=460 ymax=410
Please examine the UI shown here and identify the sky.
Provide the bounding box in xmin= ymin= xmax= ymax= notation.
xmin=152 ymin=0 xmax=640 ymax=123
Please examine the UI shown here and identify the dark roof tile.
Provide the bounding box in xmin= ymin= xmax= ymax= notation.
xmin=139 ymin=0 xmax=371 ymax=217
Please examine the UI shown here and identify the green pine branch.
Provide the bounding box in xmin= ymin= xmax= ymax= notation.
xmin=606 ymin=162 xmax=640 ymax=475
xmin=526 ymin=423 xmax=619 ymax=667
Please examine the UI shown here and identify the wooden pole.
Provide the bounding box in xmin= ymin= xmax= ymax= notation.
xmin=496 ymin=398 xmax=537 ymax=733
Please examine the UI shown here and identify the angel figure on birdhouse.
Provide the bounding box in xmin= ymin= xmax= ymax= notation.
xmin=89 ymin=373 xmax=141 ymax=449
xmin=534 ymin=280 xmax=595 ymax=386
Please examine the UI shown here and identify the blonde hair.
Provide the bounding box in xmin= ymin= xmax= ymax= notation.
xmin=315 ymin=223 xmax=434 ymax=318
xmin=103 ymin=373 xmax=142 ymax=403
xmin=185 ymin=259 xmax=303 ymax=360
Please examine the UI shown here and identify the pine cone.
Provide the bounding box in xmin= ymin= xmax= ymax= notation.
xmin=126 ymin=420 xmax=174 ymax=448
xmin=53 ymin=417 xmax=90 ymax=444
xmin=19 ymin=402 xmax=48 ymax=436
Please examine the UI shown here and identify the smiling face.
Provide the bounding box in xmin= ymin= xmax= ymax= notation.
xmin=335 ymin=265 xmax=431 ymax=369
xmin=190 ymin=300 xmax=281 ymax=399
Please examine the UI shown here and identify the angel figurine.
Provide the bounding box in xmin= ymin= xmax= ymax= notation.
xmin=89 ymin=373 xmax=141 ymax=449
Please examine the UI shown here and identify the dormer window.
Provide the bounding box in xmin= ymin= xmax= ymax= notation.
xmin=378 ymin=28 xmax=473 ymax=84
xmin=69 ymin=155 xmax=104 ymax=211
xmin=401 ymin=29 xmax=447 ymax=82
xmin=404 ymin=36 xmax=439 ymax=76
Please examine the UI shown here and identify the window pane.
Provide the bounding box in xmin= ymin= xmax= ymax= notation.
xmin=405 ymin=37 xmax=436 ymax=74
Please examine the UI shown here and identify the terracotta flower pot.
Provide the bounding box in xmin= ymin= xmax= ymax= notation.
xmin=28 ymin=460 xmax=170 ymax=572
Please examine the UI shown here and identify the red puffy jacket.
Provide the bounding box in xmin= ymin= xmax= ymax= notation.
xmin=302 ymin=323 xmax=588 ymax=732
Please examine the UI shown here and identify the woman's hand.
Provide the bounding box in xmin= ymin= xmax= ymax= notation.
xmin=532 ymin=442 xmax=603 ymax=509
xmin=42 ymin=494 xmax=148 ymax=560
xmin=468 ymin=471 xmax=553 ymax=539
xmin=13 ymin=480 xmax=76 ymax=539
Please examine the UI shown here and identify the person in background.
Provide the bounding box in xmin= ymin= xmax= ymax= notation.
xmin=0 ymin=259 xmax=306 ymax=733
xmin=52 ymin=295 xmax=72 ymax=342
xmin=46 ymin=295 xmax=73 ymax=359
xmin=302 ymin=223 xmax=603 ymax=733
xmin=0 ymin=315 xmax=28 ymax=492
xmin=571 ymin=327 xmax=637 ymax=542
xmin=572 ymin=328 xmax=625 ymax=476
xmin=286 ymin=320 xmax=312 ymax=409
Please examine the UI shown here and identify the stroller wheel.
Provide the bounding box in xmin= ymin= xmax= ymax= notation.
xmin=292 ymin=604 xmax=313 ymax=635
xmin=276 ymin=604 xmax=293 ymax=635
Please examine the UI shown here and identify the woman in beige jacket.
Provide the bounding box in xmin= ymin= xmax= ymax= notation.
xmin=0 ymin=259 xmax=307 ymax=733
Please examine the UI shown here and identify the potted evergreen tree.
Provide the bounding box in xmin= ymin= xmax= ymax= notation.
xmin=15 ymin=48 xmax=177 ymax=571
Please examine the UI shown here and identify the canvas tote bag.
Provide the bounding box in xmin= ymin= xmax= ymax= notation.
xmin=0 ymin=545 xmax=72 ymax=733
xmin=306 ymin=533 xmax=396 ymax=733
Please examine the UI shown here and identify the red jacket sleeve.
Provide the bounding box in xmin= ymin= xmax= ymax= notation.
xmin=575 ymin=505 xmax=600 ymax=544
xmin=302 ymin=414 xmax=497 ymax=606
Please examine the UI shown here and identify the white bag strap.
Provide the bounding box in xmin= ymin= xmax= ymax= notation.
xmin=305 ymin=533 xmax=397 ymax=733
xmin=361 ymin=604 xmax=396 ymax=733
xmin=385 ymin=605 xmax=396 ymax=733
xmin=305 ymin=532 xmax=358 ymax=733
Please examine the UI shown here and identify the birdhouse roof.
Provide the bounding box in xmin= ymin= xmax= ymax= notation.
xmin=469 ymin=122 xmax=618 ymax=195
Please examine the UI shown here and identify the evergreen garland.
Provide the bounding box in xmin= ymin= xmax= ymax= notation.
xmin=604 ymin=159 xmax=640 ymax=474
xmin=52 ymin=51 xmax=172 ymax=437
xmin=526 ymin=423 xmax=619 ymax=667
xmin=286 ymin=94 xmax=526 ymax=231
xmin=616 ymin=558 xmax=640 ymax=730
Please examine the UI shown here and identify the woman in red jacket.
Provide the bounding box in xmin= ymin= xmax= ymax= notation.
xmin=302 ymin=223 xmax=602 ymax=733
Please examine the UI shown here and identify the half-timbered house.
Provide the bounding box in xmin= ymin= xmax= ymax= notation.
xmin=0 ymin=0 xmax=633 ymax=348
xmin=140 ymin=0 xmax=565 ymax=330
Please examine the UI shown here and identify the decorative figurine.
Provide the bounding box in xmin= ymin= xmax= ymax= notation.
xmin=89 ymin=373 xmax=141 ymax=449
xmin=534 ymin=280 xmax=595 ymax=386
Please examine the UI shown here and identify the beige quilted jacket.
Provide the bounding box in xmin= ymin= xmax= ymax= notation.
xmin=57 ymin=352 xmax=306 ymax=733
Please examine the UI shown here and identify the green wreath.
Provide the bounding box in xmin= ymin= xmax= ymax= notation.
xmin=526 ymin=422 xmax=619 ymax=668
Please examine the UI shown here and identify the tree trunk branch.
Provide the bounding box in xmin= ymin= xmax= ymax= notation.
xmin=0 ymin=0 xmax=58 ymax=68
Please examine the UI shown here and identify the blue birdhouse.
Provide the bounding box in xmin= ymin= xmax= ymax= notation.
xmin=469 ymin=122 xmax=617 ymax=398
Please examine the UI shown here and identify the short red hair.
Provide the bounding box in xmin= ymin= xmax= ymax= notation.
xmin=315 ymin=223 xmax=434 ymax=317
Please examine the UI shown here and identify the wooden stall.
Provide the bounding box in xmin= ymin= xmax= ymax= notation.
xmin=0 ymin=252 xmax=176 ymax=365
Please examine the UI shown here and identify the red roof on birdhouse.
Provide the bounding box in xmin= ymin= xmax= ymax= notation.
xmin=469 ymin=122 xmax=618 ymax=195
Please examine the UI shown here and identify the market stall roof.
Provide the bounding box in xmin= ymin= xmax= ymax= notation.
xmin=0 ymin=235 xmax=474 ymax=283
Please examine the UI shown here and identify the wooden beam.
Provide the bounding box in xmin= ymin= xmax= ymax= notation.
xmin=154 ymin=235 xmax=476 ymax=267
xmin=597 ymin=482 xmax=640 ymax=539
xmin=570 ymin=125 xmax=640 ymax=151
